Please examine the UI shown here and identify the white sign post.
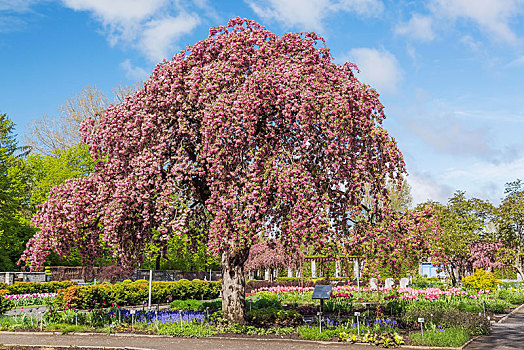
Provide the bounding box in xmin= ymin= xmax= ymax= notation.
xmin=355 ymin=312 xmax=361 ymax=336
xmin=418 ymin=317 xmax=425 ymax=337
xmin=148 ymin=269 xmax=153 ymax=308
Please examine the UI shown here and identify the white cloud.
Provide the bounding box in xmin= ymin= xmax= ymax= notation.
xmin=395 ymin=14 xmax=435 ymax=41
xmin=408 ymin=155 xmax=524 ymax=206
xmin=62 ymin=0 xmax=166 ymax=22
xmin=61 ymin=0 xmax=201 ymax=62
xmin=246 ymin=0 xmax=383 ymax=32
xmin=406 ymin=113 xmax=520 ymax=164
xmin=0 ymin=0 xmax=44 ymax=32
xmin=440 ymin=156 xmax=524 ymax=204
xmin=430 ymin=0 xmax=523 ymax=44
xmin=140 ymin=14 xmax=200 ymax=62
xmin=343 ymin=48 xmax=402 ymax=93
xmin=120 ymin=59 xmax=148 ymax=82
xmin=408 ymin=171 xmax=453 ymax=205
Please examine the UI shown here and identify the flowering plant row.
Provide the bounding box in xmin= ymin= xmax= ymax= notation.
xmin=252 ymin=285 xmax=494 ymax=303
xmin=2 ymin=293 xmax=56 ymax=308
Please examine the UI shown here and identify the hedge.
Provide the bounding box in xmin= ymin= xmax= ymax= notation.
xmin=0 ymin=281 xmax=76 ymax=295
xmin=55 ymin=279 xmax=221 ymax=309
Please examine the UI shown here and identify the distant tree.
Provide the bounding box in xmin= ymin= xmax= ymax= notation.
xmin=245 ymin=239 xmax=303 ymax=275
xmin=431 ymin=191 xmax=495 ymax=284
xmin=469 ymin=241 xmax=506 ymax=271
xmin=349 ymin=203 xmax=439 ymax=279
xmin=389 ymin=177 xmax=412 ymax=212
xmin=22 ymin=19 xmax=407 ymax=323
xmin=496 ymin=179 xmax=524 ymax=279
xmin=26 ymin=85 xmax=138 ymax=155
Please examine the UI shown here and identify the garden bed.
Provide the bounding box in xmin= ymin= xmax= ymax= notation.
xmin=2 ymin=278 xmax=524 ymax=348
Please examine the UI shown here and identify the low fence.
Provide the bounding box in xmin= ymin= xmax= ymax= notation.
xmin=0 ymin=267 xmax=222 ymax=284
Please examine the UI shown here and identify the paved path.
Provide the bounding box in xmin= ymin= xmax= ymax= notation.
xmin=0 ymin=332 xmax=373 ymax=350
xmin=465 ymin=305 xmax=524 ymax=350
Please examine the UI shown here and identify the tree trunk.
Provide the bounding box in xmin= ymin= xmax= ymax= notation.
xmin=155 ymin=253 xmax=161 ymax=270
xmin=221 ymin=248 xmax=249 ymax=323
xmin=518 ymin=245 xmax=523 ymax=281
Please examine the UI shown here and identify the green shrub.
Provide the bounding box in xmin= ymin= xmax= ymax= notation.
xmin=55 ymin=280 xmax=221 ymax=309
xmin=463 ymin=269 xmax=500 ymax=292
xmin=411 ymin=276 xmax=448 ymax=289
xmin=485 ymin=299 xmax=511 ymax=313
xmin=0 ymin=296 xmax=13 ymax=314
xmin=251 ymin=297 xmax=282 ymax=310
xmin=0 ymin=281 xmax=76 ymax=295
xmin=402 ymin=307 xmax=490 ymax=335
xmin=201 ymin=299 xmax=221 ymax=312
xmin=497 ymin=289 xmax=524 ymax=305
xmin=170 ymin=299 xmax=203 ymax=310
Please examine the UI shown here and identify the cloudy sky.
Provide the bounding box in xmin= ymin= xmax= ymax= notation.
xmin=1 ymin=0 xmax=523 ymax=206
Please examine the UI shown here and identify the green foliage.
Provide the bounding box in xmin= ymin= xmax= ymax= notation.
xmin=402 ymin=306 xmax=490 ymax=335
xmin=0 ymin=281 xmax=76 ymax=294
xmin=55 ymin=280 xmax=221 ymax=309
xmin=157 ymin=322 xmax=217 ymax=337
xmin=497 ymin=288 xmax=524 ymax=305
xmin=484 ymin=299 xmax=510 ymax=313
xmin=0 ymin=296 xmax=13 ymax=314
xmin=202 ymin=299 xmax=222 ymax=312
xmin=170 ymin=299 xmax=203 ymax=310
xmin=429 ymin=191 xmax=495 ymax=284
xmin=223 ymin=323 xmax=294 ymax=335
xmin=463 ymin=269 xmax=500 ymax=291
xmin=45 ymin=323 xmax=91 ymax=334
xmin=298 ymin=325 xmax=341 ymax=341
xmin=410 ymin=326 xmax=470 ymax=347
xmin=250 ymin=297 xmax=282 ymax=310
xmin=247 ymin=308 xmax=302 ymax=327
xmin=0 ymin=114 xmax=35 ymax=270
xmin=411 ymin=276 xmax=448 ymax=289
xmin=24 ymin=143 xmax=94 ymax=207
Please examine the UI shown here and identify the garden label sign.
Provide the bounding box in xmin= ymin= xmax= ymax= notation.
xmin=312 ymin=285 xmax=332 ymax=299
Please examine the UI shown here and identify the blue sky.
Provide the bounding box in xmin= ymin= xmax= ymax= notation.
xmin=1 ymin=0 xmax=523 ymax=206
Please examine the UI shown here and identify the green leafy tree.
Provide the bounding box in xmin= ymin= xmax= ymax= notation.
xmin=496 ymin=179 xmax=524 ymax=279
xmin=429 ymin=191 xmax=494 ymax=285
xmin=24 ymin=143 xmax=94 ymax=207
xmin=0 ymin=114 xmax=34 ymax=270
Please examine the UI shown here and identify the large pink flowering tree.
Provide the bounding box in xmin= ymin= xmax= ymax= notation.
xmin=22 ymin=18 xmax=407 ymax=322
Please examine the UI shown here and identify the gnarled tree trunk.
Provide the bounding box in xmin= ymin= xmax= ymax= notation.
xmin=221 ymin=248 xmax=249 ymax=323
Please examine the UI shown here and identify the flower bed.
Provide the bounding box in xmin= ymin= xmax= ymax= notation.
xmin=1 ymin=280 xmax=524 ymax=348
xmin=3 ymin=293 xmax=57 ymax=308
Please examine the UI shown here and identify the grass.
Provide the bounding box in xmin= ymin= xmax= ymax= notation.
xmin=410 ymin=327 xmax=470 ymax=347
xmin=297 ymin=325 xmax=343 ymax=341
xmin=157 ymin=322 xmax=218 ymax=337
xmin=45 ymin=323 xmax=92 ymax=334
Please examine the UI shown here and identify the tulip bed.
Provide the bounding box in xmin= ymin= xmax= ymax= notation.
xmin=0 ymin=281 xmax=523 ymax=348
xmin=3 ymin=293 xmax=57 ymax=308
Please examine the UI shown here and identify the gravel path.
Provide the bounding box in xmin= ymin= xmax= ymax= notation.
xmin=0 ymin=332 xmax=373 ymax=350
